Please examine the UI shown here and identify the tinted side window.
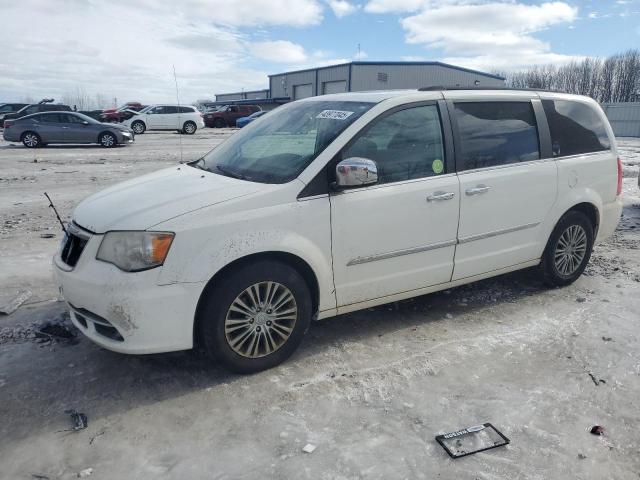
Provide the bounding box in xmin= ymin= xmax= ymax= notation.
xmin=25 ymin=106 xmax=39 ymax=114
xmin=542 ymin=99 xmax=610 ymax=157
xmin=164 ymin=106 xmax=179 ymax=114
xmin=179 ymin=106 xmax=194 ymax=113
xmin=454 ymin=101 xmax=540 ymax=170
xmin=39 ymin=113 xmax=62 ymax=123
xmin=342 ymin=104 xmax=446 ymax=185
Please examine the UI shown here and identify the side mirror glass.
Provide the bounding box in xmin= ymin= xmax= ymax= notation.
xmin=334 ymin=157 xmax=378 ymax=189
xmin=82 ymin=121 xmax=89 ymax=125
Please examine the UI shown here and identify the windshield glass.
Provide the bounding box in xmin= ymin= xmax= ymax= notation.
xmin=194 ymin=100 xmax=374 ymax=184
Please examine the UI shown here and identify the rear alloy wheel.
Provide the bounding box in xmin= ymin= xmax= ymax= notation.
xmin=183 ymin=121 xmax=197 ymax=135
xmin=22 ymin=132 xmax=41 ymax=148
xmin=198 ymin=260 xmax=312 ymax=373
xmin=99 ymin=132 xmax=116 ymax=148
xmin=540 ymin=210 xmax=594 ymax=287
xmin=131 ymin=121 xmax=145 ymax=134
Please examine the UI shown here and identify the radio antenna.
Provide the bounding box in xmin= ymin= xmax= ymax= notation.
xmin=44 ymin=192 xmax=67 ymax=234
xmin=173 ymin=65 xmax=184 ymax=163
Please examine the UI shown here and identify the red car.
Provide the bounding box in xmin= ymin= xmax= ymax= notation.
xmin=100 ymin=102 xmax=146 ymax=123
xmin=204 ymin=105 xmax=261 ymax=128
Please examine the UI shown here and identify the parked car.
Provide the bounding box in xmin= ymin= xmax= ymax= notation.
xmin=101 ymin=102 xmax=146 ymax=123
xmin=204 ymin=104 xmax=261 ymax=128
xmin=0 ymin=103 xmax=28 ymax=122
xmin=53 ymin=89 xmax=622 ymax=373
xmin=3 ymin=112 xmax=134 ymax=148
xmin=3 ymin=102 xmax=72 ymax=122
xmin=122 ymin=104 xmax=204 ymax=134
xmin=235 ymin=110 xmax=268 ymax=128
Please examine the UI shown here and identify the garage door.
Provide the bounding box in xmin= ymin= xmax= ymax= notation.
xmin=322 ymin=80 xmax=347 ymax=95
xmin=293 ymin=84 xmax=313 ymax=100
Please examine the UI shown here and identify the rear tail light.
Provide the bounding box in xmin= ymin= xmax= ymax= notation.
xmin=617 ymin=157 xmax=623 ymax=196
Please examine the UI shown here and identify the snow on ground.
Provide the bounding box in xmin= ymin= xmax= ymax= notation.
xmin=0 ymin=132 xmax=639 ymax=479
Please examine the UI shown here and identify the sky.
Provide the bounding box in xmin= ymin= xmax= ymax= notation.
xmin=1 ymin=0 xmax=639 ymax=106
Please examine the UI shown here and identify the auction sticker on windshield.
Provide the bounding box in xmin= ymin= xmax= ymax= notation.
xmin=316 ymin=110 xmax=354 ymax=120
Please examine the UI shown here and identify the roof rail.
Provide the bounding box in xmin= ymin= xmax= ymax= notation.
xmin=418 ymin=86 xmax=564 ymax=93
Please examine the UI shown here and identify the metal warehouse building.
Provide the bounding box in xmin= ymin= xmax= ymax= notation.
xmin=213 ymin=61 xmax=505 ymax=108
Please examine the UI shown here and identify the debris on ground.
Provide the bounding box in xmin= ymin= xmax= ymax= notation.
xmin=62 ymin=409 xmax=88 ymax=432
xmin=31 ymin=475 xmax=49 ymax=480
xmin=39 ymin=233 xmax=56 ymax=239
xmin=576 ymin=297 xmax=587 ymax=303
xmin=602 ymin=336 xmax=613 ymax=341
xmin=436 ymin=423 xmax=510 ymax=459
xmin=302 ymin=443 xmax=317 ymax=453
xmin=77 ymin=468 xmax=93 ymax=478
xmin=590 ymin=426 xmax=605 ymax=436
xmin=578 ymin=453 xmax=587 ymax=459
xmin=0 ymin=290 xmax=32 ymax=315
xmin=588 ymin=373 xmax=606 ymax=386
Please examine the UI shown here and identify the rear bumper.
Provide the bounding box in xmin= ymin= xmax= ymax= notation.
xmin=53 ymin=234 xmax=205 ymax=354
xmin=2 ymin=129 xmax=19 ymax=142
xmin=596 ymin=196 xmax=623 ymax=243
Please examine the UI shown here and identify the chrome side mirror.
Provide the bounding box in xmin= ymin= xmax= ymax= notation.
xmin=335 ymin=157 xmax=378 ymax=189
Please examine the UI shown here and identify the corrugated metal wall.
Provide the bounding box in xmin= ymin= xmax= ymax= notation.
xmin=215 ymin=90 xmax=268 ymax=102
xmin=351 ymin=64 xmax=504 ymax=91
xmin=602 ymin=102 xmax=640 ymax=137
xmin=270 ymin=70 xmax=316 ymax=98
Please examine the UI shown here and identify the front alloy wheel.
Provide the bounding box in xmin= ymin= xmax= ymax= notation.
xmin=100 ymin=132 xmax=116 ymax=147
xmin=198 ymin=260 xmax=312 ymax=373
xmin=225 ymin=281 xmax=297 ymax=358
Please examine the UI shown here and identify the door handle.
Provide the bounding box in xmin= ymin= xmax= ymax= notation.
xmin=465 ymin=185 xmax=491 ymax=196
xmin=427 ymin=191 xmax=455 ymax=202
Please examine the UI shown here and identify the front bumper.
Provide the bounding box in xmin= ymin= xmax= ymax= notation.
xmin=118 ymin=131 xmax=135 ymax=144
xmin=53 ymin=232 xmax=204 ymax=354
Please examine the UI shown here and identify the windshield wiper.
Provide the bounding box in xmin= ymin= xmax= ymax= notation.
xmin=216 ymin=164 xmax=247 ymax=180
xmin=188 ymin=157 xmax=206 ymax=169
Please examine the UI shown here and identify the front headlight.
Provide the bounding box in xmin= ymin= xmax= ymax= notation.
xmin=96 ymin=231 xmax=174 ymax=272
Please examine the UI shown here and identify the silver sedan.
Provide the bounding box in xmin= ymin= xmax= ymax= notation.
xmin=2 ymin=111 xmax=134 ymax=148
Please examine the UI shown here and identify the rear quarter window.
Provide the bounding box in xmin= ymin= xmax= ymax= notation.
xmin=542 ymin=99 xmax=611 ymax=157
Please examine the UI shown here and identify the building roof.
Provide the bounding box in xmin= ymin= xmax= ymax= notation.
xmin=268 ymin=61 xmax=505 ymax=81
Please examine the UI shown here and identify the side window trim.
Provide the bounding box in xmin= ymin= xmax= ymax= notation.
xmin=448 ymin=98 xmax=544 ymax=173
xmin=532 ymin=99 xmax=552 ymax=159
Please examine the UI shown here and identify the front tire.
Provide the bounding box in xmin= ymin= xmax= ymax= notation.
xmin=21 ymin=131 xmax=41 ymax=148
xmin=213 ymin=118 xmax=226 ymax=128
xmin=131 ymin=120 xmax=145 ymax=134
xmin=198 ymin=260 xmax=312 ymax=373
xmin=539 ymin=210 xmax=594 ymax=287
xmin=183 ymin=121 xmax=197 ymax=135
xmin=99 ymin=132 xmax=116 ymax=148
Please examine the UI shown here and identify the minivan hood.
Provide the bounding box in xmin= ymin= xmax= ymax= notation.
xmin=73 ymin=166 xmax=262 ymax=233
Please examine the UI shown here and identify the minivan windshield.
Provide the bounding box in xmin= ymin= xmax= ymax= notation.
xmin=192 ymin=100 xmax=374 ymax=184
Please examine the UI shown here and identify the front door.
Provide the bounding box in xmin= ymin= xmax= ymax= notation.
xmin=448 ymin=97 xmax=558 ymax=280
xmin=35 ymin=113 xmax=68 ymax=143
xmin=330 ymin=102 xmax=460 ymax=308
xmin=61 ymin=113 xmax=94 ymax=143
xmin=145 ymin=106 xmax=167 ymax=129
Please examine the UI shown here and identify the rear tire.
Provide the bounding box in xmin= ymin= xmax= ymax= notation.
xmin=198 ymin=260 xmax=312 ymax=373
xmin=99 ymin=132 xmax=116 ymax=148
xmin=21 ymin=131 xmax=41 ymax=148
xmin=131 ymin=120 xmax=145 ymax=134
xmin=539 ymin=210 xmax=594 ymax=287
xmin=183 ymin=121 xmax=197 ymax=135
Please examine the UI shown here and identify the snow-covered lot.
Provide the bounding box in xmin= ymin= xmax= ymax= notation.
xmin=1 ymin=131 xmax=639 ymax=479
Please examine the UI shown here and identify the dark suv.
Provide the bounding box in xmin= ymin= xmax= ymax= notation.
xmin=204 ymin=105 xmax=261 ymax=128
xmin=3 ymin=103 xmax=72 ymax=122
xmin=0 ymin=103 xmax=28 ymax=122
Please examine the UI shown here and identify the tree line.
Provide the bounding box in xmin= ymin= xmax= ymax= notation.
xmin=499 ymin=49 xmax=640 ymax=103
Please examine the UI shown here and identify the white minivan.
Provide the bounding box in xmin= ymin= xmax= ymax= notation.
xmin=54 ymin=89 xmax=623 ymax=372
xmin=122 ymin=104 xmax=205 ymax=135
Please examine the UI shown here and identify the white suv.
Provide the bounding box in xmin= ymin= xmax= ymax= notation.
xmin=122 ymin=104 xmax=204 ymax=134
xmin=54 ymin=89 xmax=623 ymax=372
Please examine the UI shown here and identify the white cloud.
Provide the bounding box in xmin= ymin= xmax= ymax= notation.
xmin=365 ymin=0 xmax=425 ymax=13
xmin=327 ymin=0 xmax=358 ymax=17
xmin=0 ymin=0 xmax=328 ymax=103
xmin=250 ymin=41 xmax=308 ymax=63
xmin=401 ymin=2 xmax=580 ymax=70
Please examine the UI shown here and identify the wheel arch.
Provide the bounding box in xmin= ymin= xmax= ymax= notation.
xmin=567 ymin=202 xmax=600 ymax=235
xmin=193 ymin=251 xmax=320 ymax=347
xmin=97 ymin=130 xmax=117 ymax=144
